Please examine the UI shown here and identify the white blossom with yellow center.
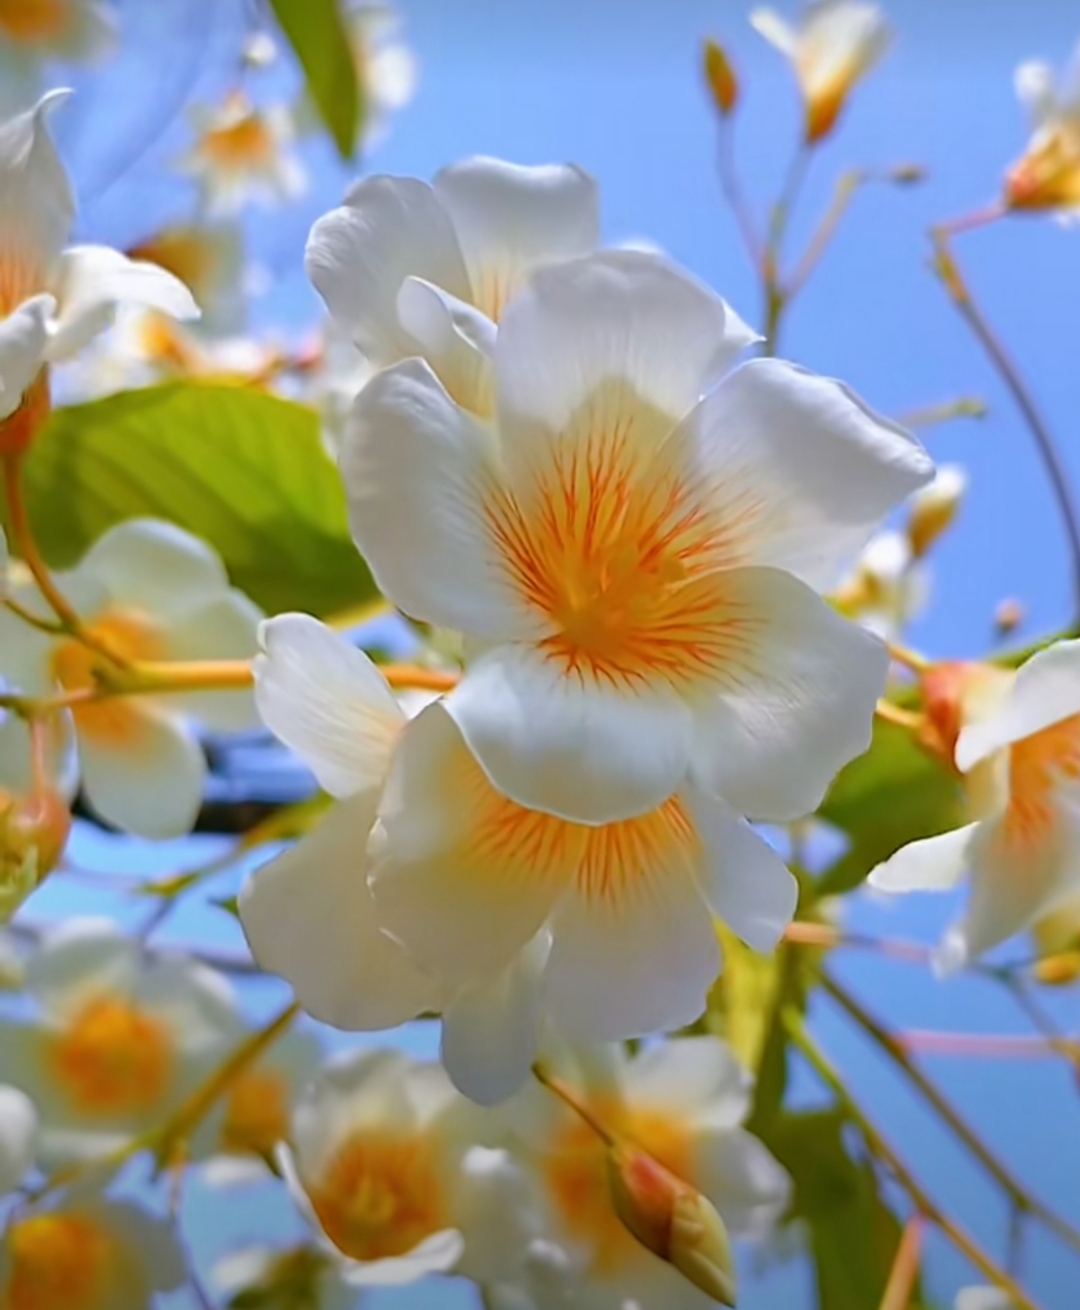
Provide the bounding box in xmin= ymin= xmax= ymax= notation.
xmin=0 ymin=93 xmax=199 ymax=424
xmin=306 ymin=155 xmax=600 ymax=414
xmin=343 ymin=249 xmax=932 ymax=833
xmin=750 ymin=0 xmax=890 ymax=142
xmin=871 ymin=639 xmax=1080 ymax=968
xmin=0 ymin=918 xmax=240 ymax=1168
xmin=280 ymin=1049 xmax=540 ymax=1289
xmin=0 ymin=1184 xmax=184 ymax=1310
xmin=0 ymin=518 xmax=262 ymax=838
xmin=501 ymin=1038 xmax=790 ymax=1310
xmin=0 ymin=0 xmax=115 ymax=116
xmin=1007 ymin=42 xmax=1080 ymax=218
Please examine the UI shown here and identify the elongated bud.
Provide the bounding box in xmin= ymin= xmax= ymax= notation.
xmin=703 ymin=39 xmax=739 ymax=116
xmin=606 ymin=1141 xmax=737 ymax=1305
xmin=907 ymin=465 xmax=966 ymax=558
xmin=0 ymin=788 xmax=71 ymax=922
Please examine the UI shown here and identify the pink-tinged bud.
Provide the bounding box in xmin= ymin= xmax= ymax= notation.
xmin=703 ymin=39 xmax=739 ymax=116
xmin=606 ymin=1142 xmax=737 ymax=1305
xmin=0 ymin=788 xmax=71 ymax=921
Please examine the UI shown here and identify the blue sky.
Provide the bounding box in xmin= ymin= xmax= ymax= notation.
xmin=26 ymin=0 xmax=1080 ymax=1306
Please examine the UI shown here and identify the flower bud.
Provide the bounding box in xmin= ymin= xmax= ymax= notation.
xmin=703 ymin=39 xmax=739 ymax=117
xmin=888 ymin=162 xmax=927 ymax=185
xmin=906 ymin=464 xmax=966 ymax=559
xmin=0 ymin=788 xmax=71 ymax=923
xmin=993 ymin=598 xmax=1025 ymax=640
xmin=605 ymin=1141 xmax=736 ymax=1305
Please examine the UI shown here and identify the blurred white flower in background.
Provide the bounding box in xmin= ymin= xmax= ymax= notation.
xmin=1007 ymin=40 xmax=1080 ymax=217
xmin=0 ymin=0 xmax=115 ymax=115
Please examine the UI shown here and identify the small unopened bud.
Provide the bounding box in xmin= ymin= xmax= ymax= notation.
xmin=907 ymin=464 xmax=966 ymax=558
xmin=994 ymin=598 xmax=1025 ymax=640
xmin=888 ymin=162 xmax=927 ymax=185
xmin=606 ymin=1142 xmax=736 ymax=1305
xmin=0 ymin=788 xmax=71 ymax=923
xmin=703 ymin=39 xmax=739 ymax=116
xmin=1033 ymin=952 xmax=1080 ymax=987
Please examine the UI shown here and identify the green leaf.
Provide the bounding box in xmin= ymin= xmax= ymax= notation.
xmin=14 ymin=383 xmax=377 ymax=618
xmin=269 ymin=0 xmax=362 ymax=158
xmin=816 ymin=718 xmax=964 ymax=896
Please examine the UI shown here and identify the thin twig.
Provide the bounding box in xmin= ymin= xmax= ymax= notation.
xmin=788 ymin=168 xmax=866 ymax=298
xmin=878 ymin=1216 xmax=923 ymax=1310
xmin=898 ymin=1030 xmax=1078 ymax=1061
xmin=716 ymin=118 xmax=763 ymax=269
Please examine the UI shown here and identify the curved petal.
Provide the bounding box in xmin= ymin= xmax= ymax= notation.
xmin=77 ymin=705 xmax=205 ymax=838
xmin=305 ymin=175 xmax=470 ymax=365
xmin=690 ymin=567 xmax=888 ymax=823
xmin=0 ymin=1084 xmax=37 ymax=1192
xmin=869 ymin=823 xmax=978 ymax=893
xmin=396 ymin=276 xmax=495 ymax=414
xmin=253 ymin=614 xmax=403 ymax=798
xmin=25 ymin=918 xmax=140 ymax=1016
xmin=446 ymin=643 xmax=695 ymax=824
xmin=956 ymin=639 xmax=1080 ymax=773
xmin=623 ymin=1036 xmax=751 ymax=1128
xmin=240 ymin=794 xmax=437 ymax=1031
xmin=440 ymin=932 xmax=550 ymax=1106
xmin=686 ymin=358 xmax=933 ymax=590
xmin=432 ymin=158 xmax=599 ymax=320
xmin=453 ymin=1147 xmax=542 ymax=1284
xmin=1015 ymin=61 xmax=1058 ymax=125
xmin=495 ymin=251 xmax=756 ymax=467
xmin=371 ymin=704 xmax=571 ymax=982
xmin=544 ymin=809 xmax=720 ymax=1042
xmin=47 ymin=245 xmax=200 ymax=362
xmin=0 ymin=294 xmax=53 ymax=419
xmin=0 ymin=91 xmax=73 ymax=278
xmin=682 ymin=788 xmax=797 ymax=951
xmin=341 ymin=358 xmax=538 ymax=637
xmin=340 ymin=1229 xmax=464 ymax=1286
xmin=161 ymin=591 xmax=263 ymax=734
xmin=749 ymin=8 xmax=797 ymax=55
xmin=691 ymin=1126 xmax=791 ymax=1239
xmin=76 ymin=519 xmax=230 ymax=619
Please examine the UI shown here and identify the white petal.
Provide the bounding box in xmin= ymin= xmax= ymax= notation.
xmin=544 ymin=819 xmax=720 ymax=1042
xmin=47 ymin=245 xmax=201 ymax=362
xmin=691 ymin=566 xmax=888 ymax=822
xmin=869 ymin=823 xmax=978 ymax=893
xmin=1015 ymin=61 xmax=1058 ymax=124
xmin=494 ymin=250 xmax=756 ymax=456
xmin=624 ymin=1036 xmax=751 ymax=1128
xmin=0 ymin=91 xmax=73 ymax=279
xmin=955 ymin=1289 xmax=1015 ymax=1310
xmin=440 ymin=933 xmax=550 ymax=1106
xmin=749 ymin=8 xmax=798 ymax=55
xmin=0 ymin=591 xmax=54 ymax=694
xmin=371 ymin=703 xmax=569 ymax=981
xmin=25 ymin=918 xmax=139 ymax=1018
xmin=689 ymin=358 xmax=934 ymax=590
xmin=342 ymin=358 xmax=537 ymax=637
xmin=956 ymin=639 xmax=1080 ymax=773
xmin=161 ymin=591 xmax=262 ymax=734
xmin=340 ymin=1229 xmax=464 ymax=1286
xmin=77 ymin=705 xmax=205 ymax=838
xmin=253 ymin=614 xmax=403 ymax=798
xmin=683 ymin=788 xmax=797 ymax=951
xmin=75 ymin=518 xmax=230 ymax=619
xmin=446 ymin=643 xmax=695 ymax=824
xmin=691 ymin=1126 xmax=792 ymax=1238
xmin=396 ymin=275 xmax=495 ymax=413
xmin=0 ymin=1084 xmax=37 ymax=1191
xmin=432 ymin=158 xmax=599 ymax=319
xmin=305 ymin=175 xmax=470 ymax=365
xmin=454 ymin=1146 xmax=542 ymax=1284
xmin=292 ymin=1048 xmax=414 ymax=1172
xmin=240 ymin=793 xmax=437 ymax=1030
xmin=88 ymin=1197 xmax=187 ymax=1297
xmin=0 ymin=294 xmax=53 ymax=419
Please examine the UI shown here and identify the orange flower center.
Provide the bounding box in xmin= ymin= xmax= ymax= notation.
xmin=486 ymin=386 xmax=761 ymax=690
xmin=50 ymin=607 xmax=164 ymax=746
xmin=0 ymin=0 xmax=67 ymax=45
xmin=49 ymin=994 xmax=173 ymax=1115
xmin=5 ymin=1214 xmax=111 ymax=1310
xmin=201 ymin=107 xmax=276 ymax=172
xmin=1003 ymin=712 xmax=1080 ymax=850
xmin=220 ymin=1067 xmax=289 ymax=1158
xmin=545 ymin=1098 xmax=693 ymax=1275
xmin=308 ymin=1130 xmax=449 ymax=1262
xmin=1006 ymin=125 xmax=1080 ymax=211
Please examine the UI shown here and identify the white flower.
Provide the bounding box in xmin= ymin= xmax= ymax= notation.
xmin=344 ymin=249 xmax=932 ymax=828
xmin=0 ymin=1184 xmax=184 ymax=1310
xmin=345 ymin=3 xmax=417 ymax=148
xmin=279 ymin=1048 xmax=538 ymax=1288
xmin=871 ymin=639 xmax=1080 ymax=968
xmin=750 ymin=0 xmax=890 ymax=142
xmin=1007 ymin=42 xmax=1080 ymax=216
xmin=0 ymin=917 xmax=240 ymax=1167
xmin=0 ymin=93 xmax=199 ymax=429
xmin=502 ymin=1038 xmax=790 ymax=1310
xmin=0 ymin=1083 xmax=36 ymax=1192
xmin=833 ymin=529 xmax=927 ymax=640
xmin=179 ymin=92 xmax=306 ymax=219
xmin=306 ymin=155 xmax=599 ymax=413
xmin=0 ymin=518 xmax=262 ymax=838
xmin=240 ymin=614 xmax=798 ymax=1103
xmin=0 ymin=0 xmax=115 ymax=116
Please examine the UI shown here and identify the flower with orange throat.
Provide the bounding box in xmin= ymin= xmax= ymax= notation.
xmin=1005 ymin=43 xmax=1080 ymax=217
xmin=0 ymin=1183 xmax=185 ymax=1310
xmin=751 ymin=0 xmax=890 ymax=143
xmin=306 ymin=156 xmax=600 ymax=415
xmin=0 ymin=0 xmax=115 ymax=116
xmin=0 ymin=94 xmax=199 ymax=446
xmin=343 ymin=249 xmax=932 ymax=831
xmin=504 ymin=1039 xmax=789 ymax=1310
xmin=0 ymin=518 xmax=262 ymax=838
xmin=0 ymin=918 xmax=240 ymax=1169
xmin=279 ymin=1049 xmax=541 ymax=1289
xmin=180 ymin=92 xmax=306 ymax=219
xmin=871 ymin=639 xmax=1080 ymax=969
